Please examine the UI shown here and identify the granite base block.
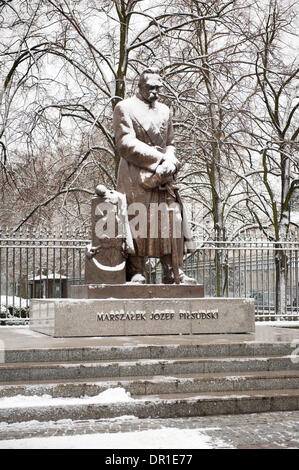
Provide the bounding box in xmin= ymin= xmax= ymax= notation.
xmin=30 ymin=297 xmax=255 ymax=337
xmin=71 ymin=283 xmax=204 ymax=299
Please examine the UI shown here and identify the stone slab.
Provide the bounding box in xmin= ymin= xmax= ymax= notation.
xmin=84 ymin=243 xmax=126 ymax=285
xmin=0 ymin=390 xmax=298 ymax=423
xmin=29 ymin=297 xmax=255 ymax=337
xmin=2 ymin=324 xmax=299 ymax=351
xmin=71 ymin=283 xmax=204 ymax=299
xmin=1 ymin=371 xmax=298 ymax=398
xmin=84 ymin=195 xmax=126 ymax=284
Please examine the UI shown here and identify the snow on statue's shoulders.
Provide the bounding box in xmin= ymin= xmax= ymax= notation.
xmin=119 ymin=95 xmax=169 ymax=121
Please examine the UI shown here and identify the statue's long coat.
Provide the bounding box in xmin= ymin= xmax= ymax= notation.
xmin=113 ymin=94 xmax=192 ymax=258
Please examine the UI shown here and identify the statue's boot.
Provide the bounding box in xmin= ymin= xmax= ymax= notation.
xmin=160 ymin=254 xmax=174 ymax=284
xmin=178 ymin=268 xmax=197 ymax=285
xmin=126 ymin=255 xmax=146 ymax=284
xmin=160 ymin=254 xmax=197 ymax=285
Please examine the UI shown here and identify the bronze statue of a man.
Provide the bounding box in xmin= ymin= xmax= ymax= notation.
xmin=113 ymin=67 xmax=196 ymax=284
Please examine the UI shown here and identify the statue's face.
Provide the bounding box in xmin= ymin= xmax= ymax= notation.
xmin=139 ymin=74 xmax=162 ymax=104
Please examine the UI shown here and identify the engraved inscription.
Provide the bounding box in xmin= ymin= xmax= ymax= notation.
xmin=150 ymin=312 xmax=174 ymax=320
xmin=97 ymin=312 xmax=146 ymax=321
xmin=179 ymin=309 xmax=219 ymax=320
xmin=96 ymin=309 xmax=219 ymax=322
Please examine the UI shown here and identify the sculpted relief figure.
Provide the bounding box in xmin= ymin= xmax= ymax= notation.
xmin=113 ymin=67 xmax=196 ymax=285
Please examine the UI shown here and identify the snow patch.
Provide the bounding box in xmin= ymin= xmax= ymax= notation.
xmin=1 ymin=296 xmax=28 ymax=308
xmin=226 ymin=376 xmax=246 ymax=381
xmin=126 ymin=274 xmax=146 ymax=284
xmin=0 ymin=427 xmax=234 ymax=449
xmin=256 ymin=321 xmax=299 ymax=327
xmin=0 ymin=387 xmax=134 ymax=409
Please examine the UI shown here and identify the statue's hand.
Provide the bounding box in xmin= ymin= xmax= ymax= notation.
xmin=156 ymin=160 xmax=176 ymax=177
xmin=154 ymin=146 xmax=181 ymax=173
xmin=164 ymin=148 xmax=181 ymax=171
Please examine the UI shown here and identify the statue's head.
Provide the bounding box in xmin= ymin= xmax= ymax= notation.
xmin=138 ymin=67 xmax=163 ymax=104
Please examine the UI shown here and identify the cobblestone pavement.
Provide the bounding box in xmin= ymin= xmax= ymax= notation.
xmin=0 ymin=411 xmax=298 ymax=449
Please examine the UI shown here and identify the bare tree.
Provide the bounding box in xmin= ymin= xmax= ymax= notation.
xmin=1 ymin=0 xmax=234 ymax=230
xmin=246 ymin=0 xmax=299 ymax=315
xmin=147 ymin=0 xmax=264 ymax=294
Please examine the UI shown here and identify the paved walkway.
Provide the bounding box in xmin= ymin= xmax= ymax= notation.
xmin=0 ymin=411 xmax=298 ymax=449
xmin=1 ymin=323 xmax=299 ymax=350
xmin=0 ymin=325 xmax=298 ymax=449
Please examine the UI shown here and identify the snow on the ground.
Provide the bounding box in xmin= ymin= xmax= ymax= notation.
xmin=0 ymin=427 xmax=233 ymax=449
xmin=0 ymin=387 xmax=133 ymax=409
xmin=0 ymin=296 xmax=28 ymax=308
xmin=256 ymin=320 xmax=299 ymax=327
xmin=0 ymin=386 xmax=234 ymax=448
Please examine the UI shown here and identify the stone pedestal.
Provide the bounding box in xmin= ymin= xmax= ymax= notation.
xmin=30 ymin=296 xmax=255 ymax=337
xmin=29 ymin=187 xmax=255 ymax=339
xmin=71 ymin=283 xmax=204 ymax=299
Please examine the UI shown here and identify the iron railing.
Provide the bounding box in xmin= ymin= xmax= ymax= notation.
xmin=1 ymin=227 xmax=299 ymax=324
xmin=0 ymin=227 xmax=88 ymax=325
xmin=150 ymin=237 xmax=299 ymax=322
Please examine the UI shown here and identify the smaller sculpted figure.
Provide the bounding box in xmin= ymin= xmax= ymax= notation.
xmin=113 ymin=67 xmax=196 ymax=284
xmin=85 ymin=184 xmax=134 ymax=284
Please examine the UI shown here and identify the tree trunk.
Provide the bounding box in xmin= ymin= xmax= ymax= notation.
xmin=275 ymin=246 xmax=288 ymax=318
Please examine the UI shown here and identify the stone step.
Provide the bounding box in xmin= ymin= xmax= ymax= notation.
xmin=0 ymin=388 xmax=298 ymax=423
xmin=4 ymin=341 xmax=295 ymax=363
xmin=0 ymin=370 xmax=298 ymax=398
xmin=0 ymin=355 xmax=298 ymax=383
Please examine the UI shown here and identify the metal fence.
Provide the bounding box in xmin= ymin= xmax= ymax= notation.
xmin=0 ymin=227 xmax=88 ymax=325
xmin=1 ymin=227 xmax=299 ymax=324
xmin=151 ymin=237 xmax=299 ymax=322
xmin=191 ymin=238 xmax=299 ymax=321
